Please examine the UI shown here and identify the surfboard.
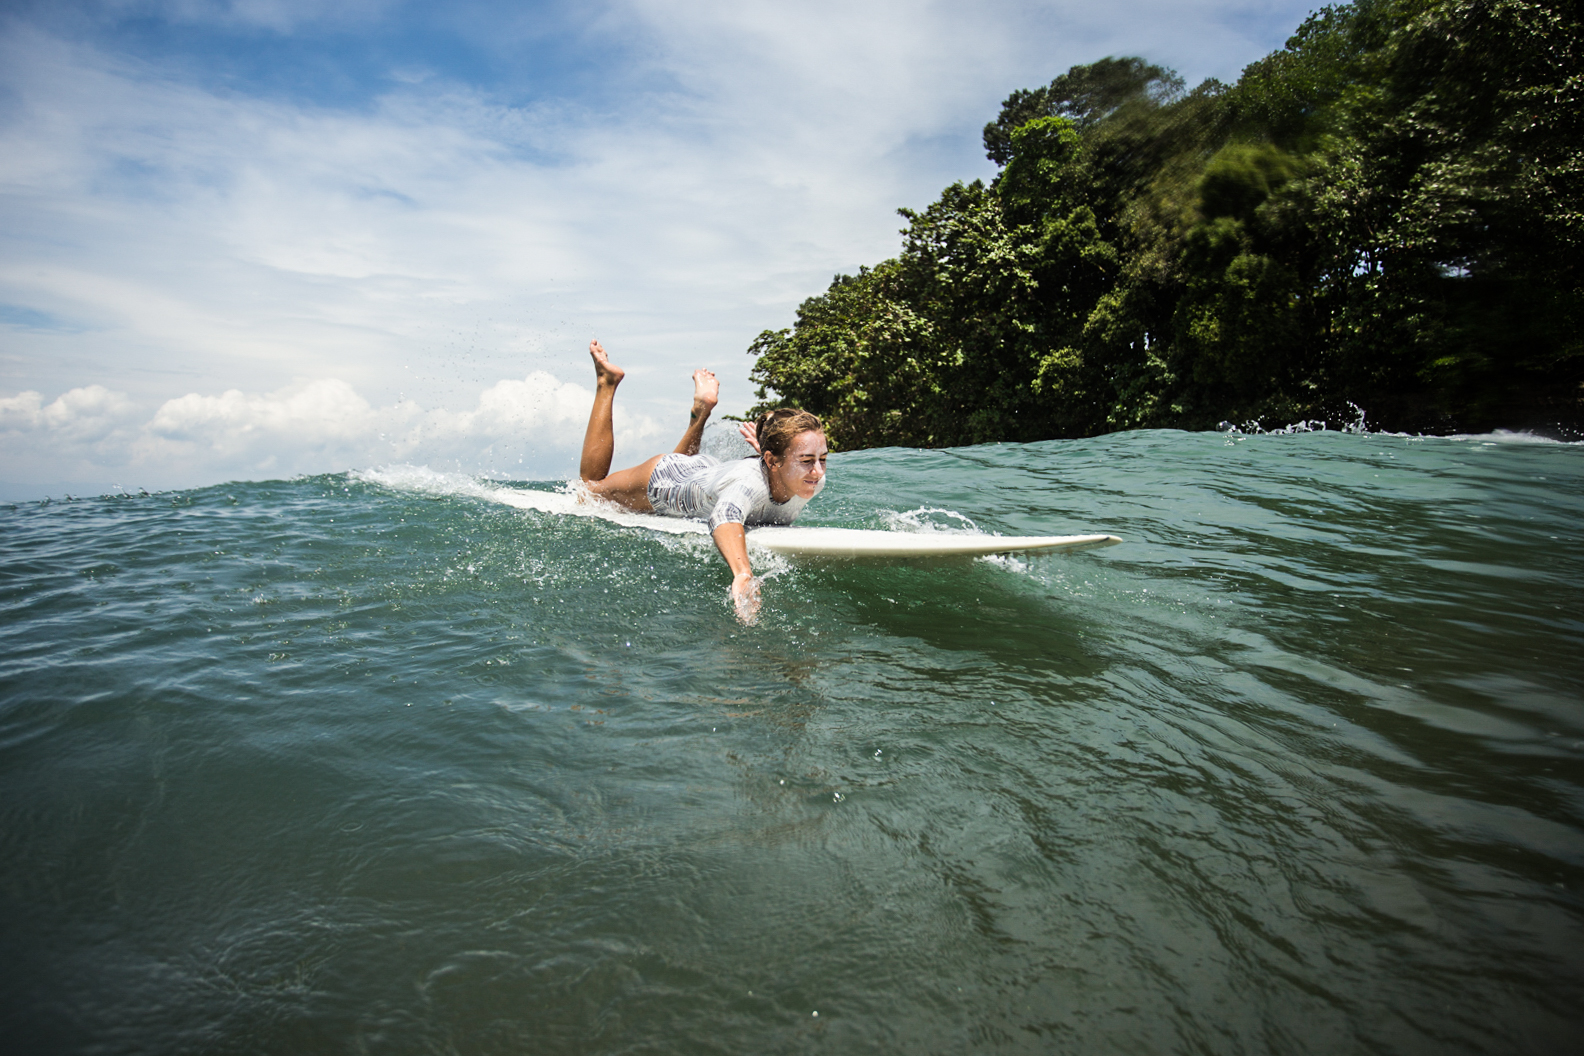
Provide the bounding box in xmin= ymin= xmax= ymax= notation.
xmin=487 ymin=485 xmax=1120 ymax=559
xmin=745 ymin=526 xmax=1121 ymax=558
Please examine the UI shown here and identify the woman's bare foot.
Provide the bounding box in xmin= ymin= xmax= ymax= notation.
xmin=590 ymin=339 xmax=625 ymax=388
xmin=691 ymin=368 xmax=719 ymax=419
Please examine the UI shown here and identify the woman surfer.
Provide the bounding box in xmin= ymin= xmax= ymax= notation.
xmin=577 ymin=339 xmax=828 ymax=620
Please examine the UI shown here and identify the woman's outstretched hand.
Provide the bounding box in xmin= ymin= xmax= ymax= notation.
xmin=737 ymin=421 xmax=761 ymax=455
xmin=712 ymin=522 xmax=759 ymax=623
xmin=731 ymin=572 xmax=761 ymax=624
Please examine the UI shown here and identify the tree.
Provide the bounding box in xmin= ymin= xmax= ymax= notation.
xmin=751 ymin=1 xmax=1584 ymax=445
xmin=982 ymin=58 xmax=1184 ymax=165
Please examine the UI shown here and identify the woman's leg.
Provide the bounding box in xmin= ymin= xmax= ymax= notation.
xmin=672 ymin=369 xmax=719 ymax=456
xmin=579 ymin=339 xmax=624 ymax=482
xmin=577 ymin=339 xmax=658 ymax=510
xmin=577 ymin=344 xmax=720 ymax=512
xmin=584 ymin=455 xmax=663 ymax=510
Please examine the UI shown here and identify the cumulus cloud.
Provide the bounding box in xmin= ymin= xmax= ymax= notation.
xmin=1 ymin=385 xmax=138 ymax=441
xmin=1 ymin=373 xmax=663 ymax=493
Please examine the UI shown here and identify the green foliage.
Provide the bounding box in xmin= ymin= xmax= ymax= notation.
xmin=750 ymin=1 xmax=1584 ymax=442
xmin=982 ymin=57 xmax=1185 ymax=165
xmin=1197 ymin=144 xmax=1301 ymax=222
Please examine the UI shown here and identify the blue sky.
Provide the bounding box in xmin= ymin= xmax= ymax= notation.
xmin=0 ymin=0 xmax=1322 ymax=496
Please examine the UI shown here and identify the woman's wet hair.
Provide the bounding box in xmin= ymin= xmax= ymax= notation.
xmin=753 ymin=408 xmax=823 ymax=461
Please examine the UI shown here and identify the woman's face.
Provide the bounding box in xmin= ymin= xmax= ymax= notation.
xmin=768 ymin=429 xmax=828 ymax=500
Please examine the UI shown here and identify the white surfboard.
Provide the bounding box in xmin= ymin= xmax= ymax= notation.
xmin=487 ymin=485 xmax=1120 ymax=559
xmin=746 ymin=526 xmax=1121 ymax=558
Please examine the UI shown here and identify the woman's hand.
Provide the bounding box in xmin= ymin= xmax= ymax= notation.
xmin=737 ymin=421 xmax=761 ymax=455
xmin=731 ymin=571 xmax=761 ymax=624
xmin=712 ymin=522 xmax=760 ymax=623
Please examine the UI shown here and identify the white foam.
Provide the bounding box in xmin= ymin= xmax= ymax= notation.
xmin=883 ymin=506 xmax=983 ymax=534
xmin=352 ymin=464 xmax=503 ymax=500
xmin=1445 ymin=429 xmax=1581 ymax=446
xmin=1216 ymin=410 xmax=1581 ymax=446
xmin=1217 ymin=402 xmax=1372 ymax=435
xmin=977 ymin=552 xmax=1031 ymax=574
xmin=488 ymin=483 xmax=706 ymax=536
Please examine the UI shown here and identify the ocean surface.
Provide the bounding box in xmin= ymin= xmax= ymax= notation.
xmin=2 ymin=427 xmax=1581 ymax=1055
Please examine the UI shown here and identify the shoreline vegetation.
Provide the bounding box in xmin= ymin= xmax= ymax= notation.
xmin=745 ymin=0 xmax=1581 ymax=448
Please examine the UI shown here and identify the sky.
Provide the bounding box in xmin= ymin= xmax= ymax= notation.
xmin=0 ymin=0 xmax=1321 ymax=498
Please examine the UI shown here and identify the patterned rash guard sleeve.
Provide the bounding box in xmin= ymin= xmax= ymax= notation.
xmin=707 ymin=478 xmax=763 ymax=532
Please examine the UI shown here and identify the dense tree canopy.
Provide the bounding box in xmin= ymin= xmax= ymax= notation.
xmin=747 ymin=0 xmax=1582 ymax=446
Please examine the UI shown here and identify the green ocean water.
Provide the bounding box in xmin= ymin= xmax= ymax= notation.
xmin=1 ymin=428 xmax=1581 ymax=1054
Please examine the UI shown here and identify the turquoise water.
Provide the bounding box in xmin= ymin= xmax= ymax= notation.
xmin=2 ymin=429 xmax=1581 ymax=1054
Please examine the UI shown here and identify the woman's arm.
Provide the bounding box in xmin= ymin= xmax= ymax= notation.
xmin=711 ymin=522 xmax=760 ymax=622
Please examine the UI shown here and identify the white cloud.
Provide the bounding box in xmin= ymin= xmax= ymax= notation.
xmin=2 ymin=373 xmax=665 ymax=492
xmin=145 ymin=378 xmax=386 ymax=449
xmin=0 ymin=384 xmax=139 ymax=442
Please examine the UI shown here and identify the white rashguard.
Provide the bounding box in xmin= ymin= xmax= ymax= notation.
xmin=646 ymin=454 xmax=819 ymax=531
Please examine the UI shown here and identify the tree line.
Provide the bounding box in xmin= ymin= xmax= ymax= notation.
xmin=745 ymin=0 xmax=1581 ymax=446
